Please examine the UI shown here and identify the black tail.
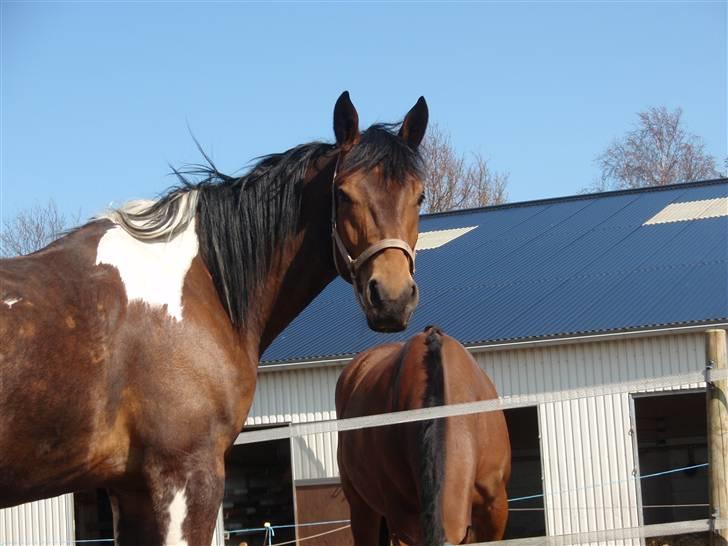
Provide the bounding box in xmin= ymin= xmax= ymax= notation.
xmin=418 ymin=325 xmax=446 ymax=546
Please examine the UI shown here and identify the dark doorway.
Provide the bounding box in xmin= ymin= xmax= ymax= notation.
xmin=74 ymin=489 xmax=114 ymax=542
xmin=223 ymin=432 xmax=295 ymax=546
xmin=634 ymin=391 xmax=708 ymax=533
xmin=503 ymin=406 xmax=545 ymax=539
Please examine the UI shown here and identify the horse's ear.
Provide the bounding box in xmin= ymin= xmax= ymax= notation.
xmin=399 ymin=96 xmax=429 ymax=149
xmin=333 ymin=91 xmax=360 ymax=151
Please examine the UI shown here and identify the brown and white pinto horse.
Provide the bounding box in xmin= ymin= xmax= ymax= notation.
xmin=336 ymin=327 xmax=511 ymax=546
xmin=0 ymin=92 xmax=428 ymax=546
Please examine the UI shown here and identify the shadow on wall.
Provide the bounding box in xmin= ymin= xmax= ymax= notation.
xmin=292 ymin=434 xmax=329 ymax=481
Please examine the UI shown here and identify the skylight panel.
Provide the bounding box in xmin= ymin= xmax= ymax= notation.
xmin=643 ymin=197 xmax=728 ymax=225
xmin=416 ymin=226 xmax=478 ymax=250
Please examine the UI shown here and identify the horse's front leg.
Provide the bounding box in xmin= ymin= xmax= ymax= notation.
xmin=109 ymin=455 xmax=224 ymax=546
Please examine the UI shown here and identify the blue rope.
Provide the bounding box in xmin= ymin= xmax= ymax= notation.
xmin=508 ymin=462 xmax=709 ymax=503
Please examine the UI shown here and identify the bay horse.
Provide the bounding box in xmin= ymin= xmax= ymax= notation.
xmin=336 ymin=326 xmax=511 ymax=546
xmin=0 ymin=91 xmax=429 ymax=546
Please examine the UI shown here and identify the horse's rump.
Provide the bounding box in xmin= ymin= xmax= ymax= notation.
xmin=336 ymin=327 xmax=511 ymax=545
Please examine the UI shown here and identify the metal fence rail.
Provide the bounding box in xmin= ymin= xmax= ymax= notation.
xmin=234 ymin=368 xmax=727 ymax=445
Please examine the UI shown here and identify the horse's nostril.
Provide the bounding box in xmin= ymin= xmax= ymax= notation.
xmin=368 ymin=279 xmax=382 ymax=307
xmin=411 ymin=283 xmax=417 ymax=299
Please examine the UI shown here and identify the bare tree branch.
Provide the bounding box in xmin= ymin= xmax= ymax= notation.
xmin=1 ymin=200 xmax=80 ymax=257
xmin=594 ymin=107 xmax=719 ymax=191
xmin=420 ymin=124 xmax=508 ymax=213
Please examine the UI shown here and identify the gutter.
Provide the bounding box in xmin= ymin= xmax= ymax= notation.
xmin=258 ymin=322 xmax=728 ymax=373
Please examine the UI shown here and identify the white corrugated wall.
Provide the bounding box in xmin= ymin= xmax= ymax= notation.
xmin=476 ymin=333 xmax=705 ymax=545
xmin=0 ymin=494 xmax=75 ymax=546
xmin=246 ymin=365 xmax=345 ymax=481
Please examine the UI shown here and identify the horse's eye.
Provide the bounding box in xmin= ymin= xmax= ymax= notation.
xmin=337 ymin=188 xmax=353 ymax=205
xmin=417 ymin=193 xmax=426 ymax=207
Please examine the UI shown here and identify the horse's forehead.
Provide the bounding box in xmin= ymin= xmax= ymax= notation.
xmin=347 ymin=169 xmax=418 ymax=206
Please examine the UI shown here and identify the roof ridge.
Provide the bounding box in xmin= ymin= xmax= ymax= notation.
xmin=422 ymin=177 xmax=728 ymax=219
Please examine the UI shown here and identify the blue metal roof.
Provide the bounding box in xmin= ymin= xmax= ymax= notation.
xmin=262 ymin=179 xmax=728 ymax=364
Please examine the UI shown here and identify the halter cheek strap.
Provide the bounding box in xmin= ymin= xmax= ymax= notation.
xmin=330 ymin=153 xmax=416 ymax=285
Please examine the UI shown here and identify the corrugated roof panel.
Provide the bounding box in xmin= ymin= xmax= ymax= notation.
xmin=261 ymin=180 xmax=728 ymax=363
xmin=592 ymin=188 xmax=691 ymax=229
xmin=647 ymin=260 xmax=728 ymax=323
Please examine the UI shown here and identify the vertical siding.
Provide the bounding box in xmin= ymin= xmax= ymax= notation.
xmin=247 ymin=365 xmax=346 ymax=481
xmin=0 ymin=494 xmax=74 ymax=546
xmin=476 ymin=333 xmax=705 ymax=545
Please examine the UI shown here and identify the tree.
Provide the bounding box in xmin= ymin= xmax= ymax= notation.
xmin=595 ymin=107 xmax=719 ymax=191
xmin=0 ymin=200 xmax=79 ymax=257
xmin=420 ymin=124 xmax=508 ymax=213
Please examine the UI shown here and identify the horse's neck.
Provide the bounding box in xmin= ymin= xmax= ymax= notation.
xmin=249 ymin=162 xmax=338 ymax=354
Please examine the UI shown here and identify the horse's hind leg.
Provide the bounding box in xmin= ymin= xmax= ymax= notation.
xmin=341 ymin=477 xmax=388 ymax=546
xmin=471 ymin=487 xmax=509 ymax=542
xmin=110 ymin=460 xmax=224 ymax=546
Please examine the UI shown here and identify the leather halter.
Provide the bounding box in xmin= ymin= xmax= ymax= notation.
xmin=330 ymin=152 xmax=416 ymax=285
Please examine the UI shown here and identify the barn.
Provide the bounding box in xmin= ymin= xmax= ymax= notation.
xmin=2 ymin=178 xmax=727 ymax=545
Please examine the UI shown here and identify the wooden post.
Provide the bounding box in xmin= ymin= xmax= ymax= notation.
xmin=707 ymin=328 xmax=728 ymax=545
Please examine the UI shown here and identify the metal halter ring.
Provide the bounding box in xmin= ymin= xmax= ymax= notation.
xmin=330 ymin=152 xmax=416 ymax=285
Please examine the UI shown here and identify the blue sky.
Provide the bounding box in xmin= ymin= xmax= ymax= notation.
xmin=2 ymin=1 xmax=726 ymax=222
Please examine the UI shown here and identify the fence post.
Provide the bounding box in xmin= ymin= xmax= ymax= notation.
xmin=707 ymin=328 xmax=728 ymax=545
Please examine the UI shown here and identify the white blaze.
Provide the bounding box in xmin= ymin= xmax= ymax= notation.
xmin=165 ymin=487 xmax=189 ymax=546
xmin=95 ymin=219 xmax=198 ymax=321
xmin=3 ymin=297 xmax=21 ymax=308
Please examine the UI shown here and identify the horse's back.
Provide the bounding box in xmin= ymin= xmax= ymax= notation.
xmin=335 ymin=341 xmax=404 ymax=418
xmin=437 ymin=333 xmax=500 ymax=403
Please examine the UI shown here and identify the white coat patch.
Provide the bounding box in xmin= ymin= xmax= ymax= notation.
xmin=95 ymin=220 xmax=198 ymax=321
xmin=165 ymin=487 xmax=189 ymax=546
xmin=3 ymin=297 xmax=21 ymax=308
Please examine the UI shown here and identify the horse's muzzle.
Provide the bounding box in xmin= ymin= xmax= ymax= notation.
xmin=362 ymin=277 xmax=419 ymax=332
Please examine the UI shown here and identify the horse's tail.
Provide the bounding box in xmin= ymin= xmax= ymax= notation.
xmin=418 ymin=325 xmax=446 ymax=546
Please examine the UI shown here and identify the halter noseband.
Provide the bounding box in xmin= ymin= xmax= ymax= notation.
xmin=330 ymin=152 xmax=416 ymax=285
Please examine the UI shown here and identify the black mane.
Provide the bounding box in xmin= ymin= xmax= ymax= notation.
xmin=341 ymin=123 xmax=423 ymax=181
xmin=131 ymin=123 xmax=422 ymax=329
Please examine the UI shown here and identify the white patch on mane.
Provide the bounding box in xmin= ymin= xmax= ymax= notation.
xmin=95 ymin=219 xmax=198 ymax=321
xmin=165 ymin=486 xmax=189 ymax=546
xmin=3 ymin=297 xmax=21 ymax=308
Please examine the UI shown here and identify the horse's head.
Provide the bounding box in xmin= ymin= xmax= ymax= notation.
xmin=330 ymin=92 xmax=428 ymax=333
